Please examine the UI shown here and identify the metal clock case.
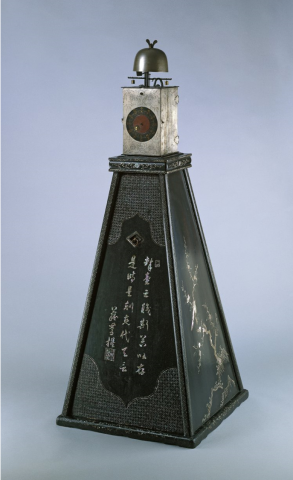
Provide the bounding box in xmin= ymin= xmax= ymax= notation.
xmin=123 ymin=86 xmax=179 ymax=156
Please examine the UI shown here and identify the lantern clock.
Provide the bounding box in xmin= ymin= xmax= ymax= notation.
xmin=57 ymin=40 xmax=248 ymax=448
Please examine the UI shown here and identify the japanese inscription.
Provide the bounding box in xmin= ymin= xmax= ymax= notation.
xmin=103 ymin=251 xmax=161 ymax=378
xmin=83 ymin=215 xmax=178 ymax=406
xmin=104 ymin=306 xmax=118 ymax=361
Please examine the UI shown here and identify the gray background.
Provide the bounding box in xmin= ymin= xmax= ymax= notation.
xmin=2 ymin=0 xmax=293 ymax=478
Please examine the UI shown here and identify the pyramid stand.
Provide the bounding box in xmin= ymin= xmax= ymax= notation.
xmin=57 ymin=153 xmax=248 ymax=448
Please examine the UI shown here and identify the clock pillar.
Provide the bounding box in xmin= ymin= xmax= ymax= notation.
xmin=57 ymin=40 xmax=248 ymax=448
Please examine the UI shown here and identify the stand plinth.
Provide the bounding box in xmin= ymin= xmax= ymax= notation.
xmin=57 ymin=153 xmax=248 ymax=448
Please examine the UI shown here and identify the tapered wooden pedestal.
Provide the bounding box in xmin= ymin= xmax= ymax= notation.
xmin=57 ymin=153 xmax=248 ymax=448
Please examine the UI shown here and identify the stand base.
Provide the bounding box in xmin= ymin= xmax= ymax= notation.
xmin=57 ymin=162 xmax=248 ymax=448
xmin=57 ymin=389 xmax=248 ymax=449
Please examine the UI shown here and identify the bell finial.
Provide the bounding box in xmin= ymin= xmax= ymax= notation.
xmin=146 ymin=39 xmax=158 ymax=49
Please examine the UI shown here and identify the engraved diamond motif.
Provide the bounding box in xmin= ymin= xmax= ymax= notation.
xmin=126 ymin=231 xmax=144 ymax=248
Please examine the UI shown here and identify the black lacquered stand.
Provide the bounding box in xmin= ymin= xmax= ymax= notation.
xmin=57 ymin=153 xmax=248 ymax=448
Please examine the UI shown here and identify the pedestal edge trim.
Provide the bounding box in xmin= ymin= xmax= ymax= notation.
xmin=56 ymin=389 xmax=248 ymax=449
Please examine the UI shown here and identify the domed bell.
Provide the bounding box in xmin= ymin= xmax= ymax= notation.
xmin=133 ymin=39 xmax=168 ymax=73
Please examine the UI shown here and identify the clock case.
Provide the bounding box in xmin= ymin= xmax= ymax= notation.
xmin=56 ymin=155 xmax=248 ymax=448
xmin=57 ymin=40 xmax=248 ymax=448
xmin=123 ymin=86 xmax=179 ymax=156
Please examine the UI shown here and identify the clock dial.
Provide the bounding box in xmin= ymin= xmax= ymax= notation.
xmin=126 ymin=107 xmax=158 ymax=142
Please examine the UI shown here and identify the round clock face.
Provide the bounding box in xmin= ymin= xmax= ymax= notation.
xmin=126 ymin=107 xmax=158 ymax=142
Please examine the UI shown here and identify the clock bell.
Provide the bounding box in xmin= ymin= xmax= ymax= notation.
xmin=57 ymin=40 xmax=248 ymax=448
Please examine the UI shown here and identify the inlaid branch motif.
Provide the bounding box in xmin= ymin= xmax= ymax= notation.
xmin=202 ymin=381 xmax=223 ymax=423
xmin=220 ymin=375 xmax=235 ymax=408
xmin=193 ymin=304 xmax=218 ymax=375
xmin=181 ymin=237 xmax=198 ymax=331
xmin=182 ymin=239 xmax=236 ymax=423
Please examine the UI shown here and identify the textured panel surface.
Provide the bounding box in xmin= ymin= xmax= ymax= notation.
xmin=61 ymin=173 xmax=120 ymax=416
xmin=72 ymin=354 xmax=184 ymax=434
xmin=108 ymin=174 xmax=165 ymax=246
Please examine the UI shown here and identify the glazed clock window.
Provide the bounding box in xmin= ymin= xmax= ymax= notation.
xmin=126 ymin=107 xmax=158 ymax=142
